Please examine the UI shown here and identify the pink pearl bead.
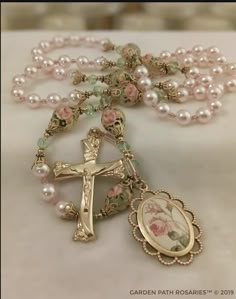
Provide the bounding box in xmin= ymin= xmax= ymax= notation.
xmin=12 ymin=75 xmax=27 ymax=87
xmin=226 ymin=63 xmax=236 ymax=76
xmin=175 ymin=47 xmax=186 ymax=57
xmin=216 ymin=55 xmax=227 ymax=65
xmin=26 ymin=94 xmax=41 ymax=108
xmin=196 ymin=108 xmax=212 ymax=123
xmin=31 ymin=47 xmax=43 ymax=56
xmin=85 ymin=36 xmax=97 ymax=47
xmin=160 ymin=50 xmax=171 ymax=61
xmin=207 ymin=87 xmax=222 ymax=101
xmin=166 ymin=80 xmax=179 ymax=89
xmin=200 ymin=75 xmax=213 ymax=86
xmin=134 ymin=65 xmax=149 ymax=79
xmin=55 ymin=201 xmax=70 ymax=217
xmin=184 ymin=78 xmax=196 ymax=90
xmin=225 ymin=79 xmax=236 ymax=92
xmin=32 ymin=163 xmax=50 ymax=178
xmin=24 ymin=65 xmax=38 ymax=78
xmin=143 ymin=90 xmax=158 ymax=106
xmin=41 ymin=183 xmax=56 ymax=201
xmin=198 ymin=55 xmax=209 ymax=68
xmin=53 ymin=36 xmax=65 ymax=48
xmin=209 ymin=65 xmax=223 ymax=77
xmin=177 ymin=88 xmax=189 ymax=103
xmin=76 ymin=56 xmax=89 ymax=70
xmin=156 ymin=103 xmax=170 ymax=118
xmin=192 ymin=45 xmax=204 ymax=56
xmin=47 ymin=93 xmax=62 ymax=108
xmin=39 ymin=40 xmax=51 ymax=53
xmin=58 ymin=55 xmax=71 ymax=68
xmin=100 ymin=38 xmax=111 ymax=50
xmin=182 ymin=55 xmax=194 ymax=67
xmin=216 ymin=83 xmax=225 ymax=93
xmin=186 ymin=67 xmax=199 ymax=78
xmin=53 ymin=66 xmax=67 ymax=80
xmin=88 ymin=61 xmax=95 ymax=70
xmin=137 ymin=77 xmax=152 ymax=91
xmin=42 ymin=59 xmax=54 ymax=72
xmin=69 ymin=35 xmax=81 ymax=46
xmin=32 ymin=55 xmax=44 ymax=66
xmin=68 ymin=90 xmax=82 ymax=106
xmin=11 ymin=88 xmax=24 ymax=101
xmin=207 ymin=46 xmax=221 ymax=57
xmin=208 ymin=100 xmax=222 ymax=112
xmin=94 ymin=56 xmax=105 ymax=70
xmin=193 ymin=85 xmax=206 ymax=101
xmin=176 ymin=110 xmax=191 ymax=125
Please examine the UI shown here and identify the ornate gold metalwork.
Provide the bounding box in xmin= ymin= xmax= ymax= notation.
xmin=129 ymin=190 xmax=202 ymax=266
xmin=53 ymin=128 xmax=126 ymax=242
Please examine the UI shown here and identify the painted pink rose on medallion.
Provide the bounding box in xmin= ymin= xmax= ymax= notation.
xmin=107 ymin=184 xmax=123 ymax=197
xmin=102 ymin=109 xmax=117 ymax=126
xmin=124 ymin=83 xmax=139 ymax=102
xmin=56 ymin=106 xmax=73 ymax=120
xmin=149 ymin=214 xmax=176 ymax=237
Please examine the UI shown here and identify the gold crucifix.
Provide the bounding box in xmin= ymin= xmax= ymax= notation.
xmin=53 ymin=128 xmax=126 ymax=242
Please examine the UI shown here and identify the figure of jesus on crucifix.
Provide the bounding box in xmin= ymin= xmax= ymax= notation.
xmin=53 ymin=128 xmax=126 ymax=242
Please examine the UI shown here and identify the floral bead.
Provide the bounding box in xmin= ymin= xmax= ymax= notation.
xmin=101 ymin=108 xmax=125 ymax=137
xmin=56 ymin=107 xmax=73 ymax=120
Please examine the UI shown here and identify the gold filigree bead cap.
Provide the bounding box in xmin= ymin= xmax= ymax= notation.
xmin=101 ymin=108 xmax=125 ymax=138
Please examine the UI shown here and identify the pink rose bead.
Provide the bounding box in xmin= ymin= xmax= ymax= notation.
xmin=107 ymin=184 xmax=123 ymax=197
xmin=102 ymin=109 xmax=117 ymax=126
xmin=56 ymin=107 xmax=73 ymax=120
xmin=124 ymin=83 xmax=139 ymax=102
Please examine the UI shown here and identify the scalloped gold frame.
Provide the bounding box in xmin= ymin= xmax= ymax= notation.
xmin=128 ymin=190 xmax=203 ymax=266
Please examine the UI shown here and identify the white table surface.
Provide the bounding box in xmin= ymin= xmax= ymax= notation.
xmin=2 ymin=31 xmax=236 ymax=299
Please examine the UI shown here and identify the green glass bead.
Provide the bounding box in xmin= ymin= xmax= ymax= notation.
xmin=87 ymin=74 xmax=97 ymax=85
xmin=85 ymin=104 xmax=95 ymax=117
xmin=117 ymin=57 xmax=126 ymax=68
xmin=115 ymin=45 xmax=123 ymax=54
xmin=99 ymin=96 xmax=111 ymax=108
xmin=167 ymin=61 xmax=179 ymax=74
xmin=37 ymin=137 xmax=49 ymax=149
xmin=93 ymin=85 xmax=104 ymax=96
xmin=128 ymin=43 xmax=141 ymax=54
xmin=117 ymin=141 xmax=130 ymax=152
xmin=154 ymin=88 xmax=166 ymax=103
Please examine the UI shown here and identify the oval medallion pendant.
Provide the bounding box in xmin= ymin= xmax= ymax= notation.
xmin=129 ymin=190 xmax=202 ymax=265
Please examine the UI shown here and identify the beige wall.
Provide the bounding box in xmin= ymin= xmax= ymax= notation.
xmin=1 ymin=2 xmax=236 ymax=31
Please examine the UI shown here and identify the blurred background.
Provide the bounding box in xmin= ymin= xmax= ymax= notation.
xmin=1 ymin=2 xmax=236 ymax=31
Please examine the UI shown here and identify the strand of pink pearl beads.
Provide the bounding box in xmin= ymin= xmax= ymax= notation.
xmin=139 ymin=45 xmax=236 ymax=125
xmin=11 ymin=36 xmax=116 ymax=108
xmin=32 ymin=162 xmax=70 ymax=217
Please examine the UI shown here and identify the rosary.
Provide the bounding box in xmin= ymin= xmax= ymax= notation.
xmin=11 ymin=35 xmax=236 ymax=266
